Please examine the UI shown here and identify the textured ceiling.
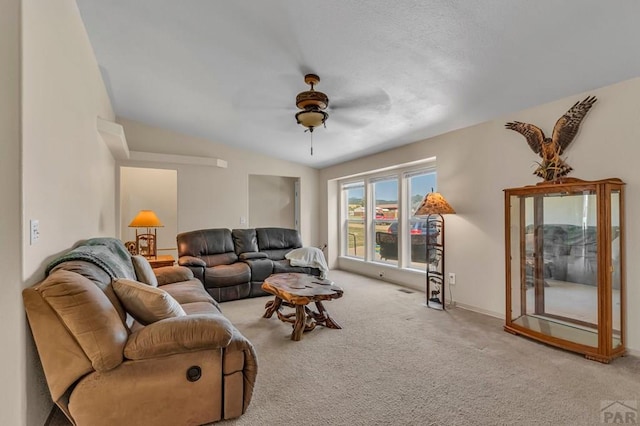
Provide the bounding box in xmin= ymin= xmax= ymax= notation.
xmin=76 ymin=1 xmax=640 ymax=168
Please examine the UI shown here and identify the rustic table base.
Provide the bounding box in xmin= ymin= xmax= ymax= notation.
xmin=261 ymin=273 xmax=344 ymax=341
xmin=264 ymin=298 xmax=341 ymax=341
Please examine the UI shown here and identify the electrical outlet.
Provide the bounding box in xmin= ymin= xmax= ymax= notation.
xmin=30 ymin=219 xmax=40 ymax=245
xmin=448 ymin=272 xmax=456 ymax=285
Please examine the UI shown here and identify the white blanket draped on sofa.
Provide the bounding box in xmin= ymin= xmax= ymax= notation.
xmin=285 ymin=247 xmax=329 ymax=279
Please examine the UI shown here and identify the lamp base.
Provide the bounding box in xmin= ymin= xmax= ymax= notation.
xmin=135 ymin=230 xmax=157 ymax=258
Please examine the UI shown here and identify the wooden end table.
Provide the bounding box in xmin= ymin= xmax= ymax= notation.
xmin=262 ymin=273 xmax=343 ymax=341
xmin=147 ymin=255 xmax=175 ymax=269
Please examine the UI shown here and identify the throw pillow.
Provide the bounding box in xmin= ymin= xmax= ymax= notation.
xmin=113 ymin=278 xmax=185 ymax=325
xmin=131 ymin=255 xmax=159 ymax=287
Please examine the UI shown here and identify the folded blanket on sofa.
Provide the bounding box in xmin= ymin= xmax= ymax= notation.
xmin=285 ymin=247 xmax=329 ymax=279
xmin=46 ymin=237 xmax=136 ymax=280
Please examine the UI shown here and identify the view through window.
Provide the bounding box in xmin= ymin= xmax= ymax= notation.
xmin=408 ymin=172 xmax=436 ymax=268
xmin=344 ymin=182 xmax=365 ymax=259
xmin=341 ymin=165 xmax=436 ymax=270
xmin=373 ymin=177 xmax=398 ymax=265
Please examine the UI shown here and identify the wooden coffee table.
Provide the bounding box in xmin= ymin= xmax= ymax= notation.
xmin=262 ymin=273 xmax=344 ymax=341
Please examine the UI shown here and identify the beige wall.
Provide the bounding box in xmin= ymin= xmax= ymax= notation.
xmin=118 ymin=118 xmax=321 ymax=247
xmin=8 ymin=2 xmax=640 ymax=422
xmin=21 ymin=1 xmax=117 ymax=424
xmin=0 ymin=1 xmax=24 ymax=424
xmin=249 ymin=175 xmax=296 ymax=228
xmin=320 ymin=76 xmax=640 ymax=352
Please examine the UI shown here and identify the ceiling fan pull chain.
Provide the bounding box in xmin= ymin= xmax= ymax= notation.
xmin=310 ymin=131 xmax=314 ymax=156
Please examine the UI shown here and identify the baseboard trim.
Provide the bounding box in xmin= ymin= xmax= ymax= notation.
xmin=445 ymin=301 xmax=504 ymax=320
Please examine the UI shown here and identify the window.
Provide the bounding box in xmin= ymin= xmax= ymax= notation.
xmin=343 ymin=182 xmax=365 ymax=259
xmin=407 ymin=171 xmax=437 ymax=269
xmin=372 ymin=177 xmax=398 ymax=265
xmin=339 ymin=162 xmax=436 ymax=271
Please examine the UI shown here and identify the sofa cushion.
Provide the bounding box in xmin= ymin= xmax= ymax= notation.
xmin=182 ymin=301 xmax=223 ymax=315
xmin=232 ymin=228 xmax=259 ymax=255
xmin=49 ymin=260 xmax=128 ymax=323
xmin=201 ymin=252 xmax=239 ymax=267
xmin=204 ymin=263 xmax=251 ymax=288
xmin=256 ymin=227 xmax=302 ymax=260
xmin=161 ymin=279 xmax=219 ymax=308
xmin=131 ymin=255 xmax=158 ymax=287
xmin=113 ymin=279 xmax=186 ymax=325
xmin=256 ymin=227 xmax=302 ymax=250
xmin=36 ymin=270 xmax=128 ymax=372
xmin=177 ymin=228 xmax=236 ymax=261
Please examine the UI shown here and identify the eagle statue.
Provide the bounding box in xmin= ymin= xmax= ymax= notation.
xmin=505 ymin=96 xmax=597 ymax=181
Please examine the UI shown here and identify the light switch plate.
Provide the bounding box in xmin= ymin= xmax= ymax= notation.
xmin=30 ymin=219 xmax=40 ymax=245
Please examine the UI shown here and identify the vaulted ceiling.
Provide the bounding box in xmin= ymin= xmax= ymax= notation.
xmin=76 ymin=1 xmax=640 ymax=168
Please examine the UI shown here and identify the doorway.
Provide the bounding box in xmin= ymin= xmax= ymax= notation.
xmin=248 ymin=175 xmax=299 ymax=229
xmin=120 ymin=167 xmax=178 ymax=258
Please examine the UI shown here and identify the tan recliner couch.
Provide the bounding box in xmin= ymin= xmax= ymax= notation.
xmin=23 ymin=238 xmax=257 ymax=426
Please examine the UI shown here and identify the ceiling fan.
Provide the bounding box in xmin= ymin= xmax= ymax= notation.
xmin=293 ymin=73 xmax=391 ymax=155
xmin=233 ymin=71 xmax=391 ymax=155
xmin=295 ymin=74 xmax=329 ymax=155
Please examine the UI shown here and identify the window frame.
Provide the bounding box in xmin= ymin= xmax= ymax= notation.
xmin=341 ymin=180 xmax=366 ymax=259
xmin=338 ymin=161 xmax=437 ymax=270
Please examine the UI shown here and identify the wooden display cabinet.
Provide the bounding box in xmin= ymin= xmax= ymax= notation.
xmin=503 ymin=178 xmax=625 ymax=363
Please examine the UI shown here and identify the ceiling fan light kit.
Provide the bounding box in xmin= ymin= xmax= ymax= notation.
xmin=295 ymin=109 xmax=328 ymax=129
xmin=295 ymin=74 xmax=329 ymax=155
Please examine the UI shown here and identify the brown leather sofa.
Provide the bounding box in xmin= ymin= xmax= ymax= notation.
xmin=23 ymin=238 xmax=256 ymax=426
xmin=177 ymin=227 xmax=320 ymax=302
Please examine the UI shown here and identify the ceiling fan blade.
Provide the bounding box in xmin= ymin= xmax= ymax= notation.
xmin=329 ymin=112 xmax=375 ymax=128
xmin=326 ymin=88 xmax=391 ymax=129
xmin=330 ymin=87 xmax=391 ymax=112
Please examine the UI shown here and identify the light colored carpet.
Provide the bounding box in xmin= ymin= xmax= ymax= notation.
xmin=49 ymin=270 xmax=640 ymax=425
xmin=219 ymin=271 xmax=640 ymax=426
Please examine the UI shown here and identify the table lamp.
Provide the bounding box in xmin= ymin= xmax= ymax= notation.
xmin=128 ymin=210 xmax=164 ymax=258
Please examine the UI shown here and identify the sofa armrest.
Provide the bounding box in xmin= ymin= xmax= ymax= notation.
xmin=224 ymin=328 xmax=258 ymax=415
xmin=179 ymin=255 xmax=206 ymax=267
xmin=124 ymin=314 xmax=234 ymax=360
xmin=239 ymin=252 xmax=268 ymax=260
xmin=154 ymin=266 xmax=195 ymax=286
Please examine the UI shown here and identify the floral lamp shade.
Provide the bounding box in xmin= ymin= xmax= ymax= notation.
xmin=414 ymin=192 xmax=456 ymax=216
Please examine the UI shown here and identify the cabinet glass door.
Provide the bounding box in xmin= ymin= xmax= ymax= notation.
xmin=611 ymin=190 xmax=622 ymax=349
xmin=510 ymin=190 xmax=600 ymax=348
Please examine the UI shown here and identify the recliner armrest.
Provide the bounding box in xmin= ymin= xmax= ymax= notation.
xmin=178 ymin=256 xmax=206 ymax=267
xmin=239 ymin=252 xmax=268 ymax=260
xmin=154 ymin=266 xmax=195 ymax=286
xmin=124 ymin=314 xmax=234 ymax=360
